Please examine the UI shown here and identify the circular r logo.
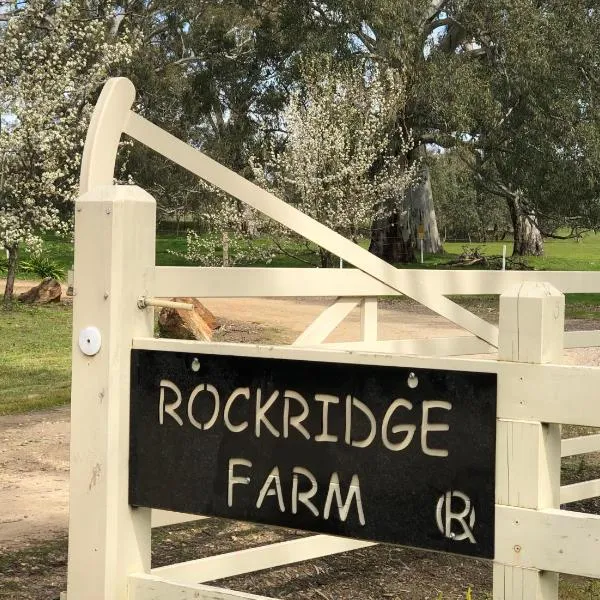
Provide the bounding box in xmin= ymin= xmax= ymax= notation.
xmin=436 ymin=491 xmax=476 ymax=543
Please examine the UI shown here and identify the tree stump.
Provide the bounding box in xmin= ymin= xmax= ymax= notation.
xmin=18 ymin=278 xmax=62 ymax=304
xmin=158 ymin=298 xmax=218 ymax=341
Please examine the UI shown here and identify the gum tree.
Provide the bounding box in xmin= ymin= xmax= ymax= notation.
xmin=0 ymin=0 xmax=136 ymax=304
xmin=262 ymin=0 xmax=599 ymax=257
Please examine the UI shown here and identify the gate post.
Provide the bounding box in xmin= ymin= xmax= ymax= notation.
xmin=67 ymin=185 xmax=156 ymax=599
xmin=494 ymin=282 xmax=564 ymax=599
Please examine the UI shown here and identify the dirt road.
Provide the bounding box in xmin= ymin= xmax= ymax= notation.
xmin=1 ymin=291 xmax=599 ymax=550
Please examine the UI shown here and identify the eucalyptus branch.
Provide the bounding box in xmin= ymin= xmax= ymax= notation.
xmin=154 ymin=54 xmax=204 ymax=72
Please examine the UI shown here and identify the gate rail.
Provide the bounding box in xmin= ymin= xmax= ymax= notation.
xmin=64 ymin=78 xmax=600 ymax=600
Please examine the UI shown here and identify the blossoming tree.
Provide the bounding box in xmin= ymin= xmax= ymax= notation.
xmin=251 ymin=59 xmax=419 ymax=267
xmin=0 ymin=0 xmax=136 ymax=304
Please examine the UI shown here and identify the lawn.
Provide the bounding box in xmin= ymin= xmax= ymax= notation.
xmin=0 ymin=303 xmax=72 ymax=415
xmin=16 ymin=229 xmax=600 ymax=277
xmin=442 ymin=235 xmax=600 ymax=271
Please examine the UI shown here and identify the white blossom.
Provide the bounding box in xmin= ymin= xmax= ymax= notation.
xmin=0 ymin=0 xmax=138 ymax=296
xmin=168 ymin=179 xmax=274 ymax=267
xmin=250 ymin=58 xmax=419 ymax=266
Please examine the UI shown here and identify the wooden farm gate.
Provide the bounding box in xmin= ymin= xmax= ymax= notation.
xmin=64 ymin=78 xmax=600 ymax=600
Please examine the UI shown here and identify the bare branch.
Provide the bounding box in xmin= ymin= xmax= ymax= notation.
xmin=154 ymin=55 xmax=204 ymax=72
xmin=424 ymin=0 xmax=451 ymax=22
xmin=269 ymin=235 xmax=317 ymax=267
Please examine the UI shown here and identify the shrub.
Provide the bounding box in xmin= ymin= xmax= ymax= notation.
xmin=20 ymin=255 xmax=66 ymax=281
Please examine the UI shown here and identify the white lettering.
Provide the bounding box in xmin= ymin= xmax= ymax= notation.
xmin=256 ymin=466 xmax=285 ymax=511
xmin=421 ymin=400 xmax=452 ymax=457
xmin=345 ymin=395 xmax=376 ymax=448
xmin=436 ymin=490 xmax=476 ymax=543
xmin=255 ymin=389 xmax=280 ymax=438
xmin=188 ymin=384 xmax=220 ymax=430
xmin=228 ymin=458 xmax=252 ymax=507
xmin=323 ymin=473 xmax=365 ymax=526
xmin=159 ymin=380 xmax=183 ymax=426
xmin=292 ymin=467 xmax=319 ymax=516
xmin=283 ymin=390 xmax=310 ymax=439
xmin=224 ymin=388 xmax=250 ymax=433
xmin=315 ymin=394 xmax=339 ymax=442
xmin=382 ymin=399 xmax=415 ymax=451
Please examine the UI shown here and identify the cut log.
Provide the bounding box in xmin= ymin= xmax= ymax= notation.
xmin=158 ymin=297 xmax=218 ymax=341
xmin=18 ymin=278 xmax=62 ymax=304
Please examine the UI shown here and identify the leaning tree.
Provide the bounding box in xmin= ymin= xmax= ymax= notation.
xmin=422 ymin=0 xmax=600 ymax=255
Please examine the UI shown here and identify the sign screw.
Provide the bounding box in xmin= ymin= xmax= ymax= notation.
xmin=514 ymin=544 xmax=522 ymax=553
xmin=407 ymin=372 xmax=419 ymax=388
xmin=191 ymin=358 xmax=201 ymax=372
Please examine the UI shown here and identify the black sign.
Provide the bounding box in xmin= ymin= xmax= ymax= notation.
xmin=130 ymin=350 xmax=497 ymax=558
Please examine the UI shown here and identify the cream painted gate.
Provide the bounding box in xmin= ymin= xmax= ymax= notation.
xmin=65 ymin=78 xmax=600 ymax=600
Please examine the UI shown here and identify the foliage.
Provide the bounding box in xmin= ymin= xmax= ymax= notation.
xmin=0 ymin=0 xmax=137 ymax=301
xmin=429 ymin=150 xmax=511 ymax=242
xmin=250 ymin=0 xmax=599 ymax=255
xmin=120 ymin=1 xmax=294 ymax=222
xmin=251 ymin=58 xmax=419 ymax=267
xmin=423 ymin=1 xmax=600 ymax=244
xmin=20 ymin=254 xmax=66 ymax=281
xmin=167 ymin=180 xmax=274 ymax=267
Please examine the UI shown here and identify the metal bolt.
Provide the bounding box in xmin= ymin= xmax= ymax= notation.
xmin=103 ymin=291 xmax=109 ymax=299
xmin=105 ymin=208 xmax=111 ymax=214
xmin=191 ymin=358 xmax=201 ymax=372
xmin=514 ymin=544 xmax=521 ymax=553
xmin=407 ymin=372 xmax=419 ymax=389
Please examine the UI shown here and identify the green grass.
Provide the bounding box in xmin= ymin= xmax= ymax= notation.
xmin=442 ymin=231 xmax=600 ymax=271
xmin=12 ymin=229 xmax=600 ymax=277
xmin=560 ymin=576 xmax=600 ymax=599
xmin=0 ymin=302 xmax=72 ymax=415
xmin=155 ymin=232 xmax=188 ymax=266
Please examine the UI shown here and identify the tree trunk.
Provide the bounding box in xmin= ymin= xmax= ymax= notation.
xmin=507 ymin=196 xmax=544 ymax=256
xmin=222 ymin=231 xmax=230 ymax=267
xmin=369 ymin=208 xmax=415 ymax=263
xmin=405 ymin=162 xmax=443 ymax=254
xmin=2 ymin=245 xmax=19 ymax=307
xmin=319 ymin=248 xmax=336 ymax=268
xmin=369 ymin=145 xmax=443 ymax=263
